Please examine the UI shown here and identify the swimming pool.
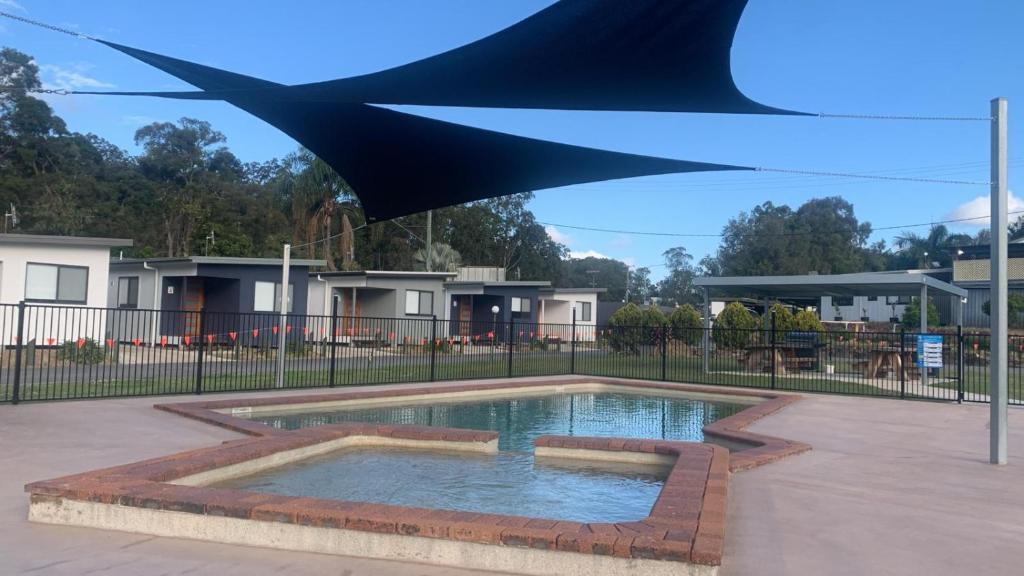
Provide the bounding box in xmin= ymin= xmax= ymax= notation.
xmin=240 ymin=391 xmax=748 ymax=450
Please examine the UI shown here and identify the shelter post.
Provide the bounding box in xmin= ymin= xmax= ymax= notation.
xmin=702 ymin=287 xmax=710 ymax=374
xmin=990 ymin=97 xmax=1008 ymax=465
xmin=276 ymin=243 xmax=290 ymax=389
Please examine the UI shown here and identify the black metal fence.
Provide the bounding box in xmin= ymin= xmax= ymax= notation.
xmin=0 ymin=302 xmax=1018 ymax=405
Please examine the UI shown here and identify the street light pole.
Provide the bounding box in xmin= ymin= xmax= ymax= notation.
xmin=990 ymin=97 xmax=1008 ymax=465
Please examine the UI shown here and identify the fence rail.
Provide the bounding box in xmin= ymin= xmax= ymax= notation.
xmin=0 ymin=302 xmax=1018 ymax=405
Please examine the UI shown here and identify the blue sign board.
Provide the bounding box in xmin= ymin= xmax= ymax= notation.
xmin=916 ymin=335 xmax=943 ymax=368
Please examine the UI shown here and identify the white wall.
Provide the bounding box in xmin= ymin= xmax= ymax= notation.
xmin=820 ymin=296 xmax=907 ymax=323
xmin=540 ymin=292 xmax=599 ymax=341
xmin=0 ymin=242 xmax=114 ymax=344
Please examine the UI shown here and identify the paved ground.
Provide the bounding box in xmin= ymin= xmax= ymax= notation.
xmin=1 ymin=378 xmax=1021 ymax=575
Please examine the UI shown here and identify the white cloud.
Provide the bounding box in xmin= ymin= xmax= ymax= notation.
xmin=39 ymin=63 xmax=114 ymax=91
xmin=120 ymin=115 xmax=157 ymax=127
xmin=609 ymin=234 xmax=632 ymax=249
xmin=0 ymin=0 xmax=25 ymax=11
xmin=545 ymin=225 xmax=571 ymax=245
xmin=569 ymin=250 xmax=609 ymax=260
xmin=946 ymin=191 xmax=1022 ymax=227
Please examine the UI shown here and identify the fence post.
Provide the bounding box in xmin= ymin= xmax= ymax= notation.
xmin=570 ymin=309 xmax=577 ymax=375
xmin=957 ymin=325 xmax=964 ymax=403
xmin=194 ymin=308 xmax=206 ymax=395
xmin=328 ymin=295 xmax=338 ymax=388
xmin=899 ymin=328 xmax=906 ymax=399
xmin=11 ymin=300 xmax=25 ymax=404
xmin=430 ymin=315 xmax=438 ymax=382
xmin=770 ymin=310 xmax=777 ymax=390
xmin=507 ymin=320 xmax=515 ymax=378
xmin=660 ymin=322 xmax=667 ymax=382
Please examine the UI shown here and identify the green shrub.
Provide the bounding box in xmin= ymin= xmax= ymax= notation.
xmin=791 ymin=310 xmax=825 ymax=332
xmin=761 ymin=303 xmax=794 ymax=340
xmin=607 ymin=303 xmax=664 ymax=354
xmin=982 ymin=294 xmax=1024 ymax=328
xmin=712 ymin=302 xmax=758 ymax=349
xmin=901 ymin=297 xmax=940 ymax=329
xmin=667 ymin=304 xmax=703 ymax=346
xmin=56 ymin=337 xmax=106 ymax=364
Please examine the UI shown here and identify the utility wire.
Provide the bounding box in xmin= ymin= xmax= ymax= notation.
xmin=541 ymin=210 xmax=1024 ymax=240
xmin=817 ymin=112 xmax=992 ymax=122
xmin=754 ymin=167 xmax=989 ymax=186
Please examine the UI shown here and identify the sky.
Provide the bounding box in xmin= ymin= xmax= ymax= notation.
xmin=1 ymin=0 xmax=1022 ymax=280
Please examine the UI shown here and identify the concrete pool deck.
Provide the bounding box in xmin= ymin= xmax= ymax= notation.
xmin=1 ymin=376 xmax=1023 ymax=575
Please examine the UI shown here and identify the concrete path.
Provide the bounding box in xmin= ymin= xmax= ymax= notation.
xmin=1 ymin=379 xmax=1021 ymax=575
xmin=723 ymin=394 xmax=1024 ymax=576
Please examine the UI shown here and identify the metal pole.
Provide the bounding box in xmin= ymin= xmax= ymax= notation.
xmin=770 ymin=310 xmax=777 ymax=390
xmin=195 ymin=307 xmax=206 ymax=395
xmin=429 ymin=315 xmax=437 ymax=382
xmin=702 ymin=287 xmax=711 ymax=374
xmin=276 ymin=243 xmax=290 ymax=389
xmin=11 ymin=300 xmax=25 ymax=404
xmin=425 ymin=210 xmax=433 ymax=272
xmin=957 ymin=324 xmax=964 ymax=403
xmin=660 ymin=316 xmax=667 ymax=382
xmin=920 ymin=284 xmax=928 ymax=388
xmin=328 ymin=294 xmax=338 ymax=388
xmin=899 ymin=328 xmax=906 ymax=399
xmin=570 ymin=307 xmax=577 ymax=375
xmin=990 ymin=97 xmax=1008 ymax=465
xmin=507 ymin=319 xmax=514 ymax=378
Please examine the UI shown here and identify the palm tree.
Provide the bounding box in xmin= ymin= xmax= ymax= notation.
xmin=290 ymin=151 xmax=358 ymax=269
xmin=414 ymin=243 xmax=462 ymax=272
xmin=894 ymin=225 xmax=976 ymax=269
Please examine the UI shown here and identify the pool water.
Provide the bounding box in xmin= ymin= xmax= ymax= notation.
xmin=245 ymin=391 xmax=746 ymax=451
xmin=224 ymin=392 xmax=746 ymax=521
xmin=216 ymin=447 xmax=668 ymax=523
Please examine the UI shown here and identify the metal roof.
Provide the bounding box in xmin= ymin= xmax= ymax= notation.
xmin=314 ymin=270 xmax=457 ymax=279
xmin=0 ymin=233 xmax=132 ymax=248
xmin=111 ymin=256 xmax=325 ymax=267
xmin=694 ymin=272 xmax=968 ymax=299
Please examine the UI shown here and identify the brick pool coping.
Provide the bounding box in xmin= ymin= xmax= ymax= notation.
xmin=25 ymin=377 xmax=810 ymax=570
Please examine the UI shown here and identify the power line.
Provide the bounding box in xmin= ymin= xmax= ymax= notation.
xmin=541 ymin=210 xmax=1024 ymax=240
xmin=753 ymin=167 xmax=989 ymax=186
xmin=817 ymin=112 xmax=992 ymax=122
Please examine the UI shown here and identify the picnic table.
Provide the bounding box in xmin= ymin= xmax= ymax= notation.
xmin=862 ymin=347 xmax=919 ymax=379
xmin=742 ymin=344 xmax=817 ymax=375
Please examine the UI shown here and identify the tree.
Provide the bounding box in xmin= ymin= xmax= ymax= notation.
xmin=792 ymin=310 xmax=825 ymax=332
xmin=712 ymin=302 xmax=758 ymax=349
xmin=658 ymin=247 xmax=700 ymax=307
xmin=901 ymin=297 xmax=940 ymax=329
xmin=667 ymin=304 xmax=703 ymax=346
xmin=982 ymin=294 xmax=1024 ymax=328
xmin=762 ymin=303 xmax=794 ymax=340
xmin=559 ymin=256 xmax=630 ymax=301
xmin=892 ymin=225 xmax=976 ymax=270
xmin=606 ymin=303 xmax=664 ymax=354
xmin=414 ymin=243 xmax=462 ymax=272
xmin=704 ymin=197 xmax=881 ymax=276
xmin=628 ymin=267 xmax=654 ymax=304
xmin=135 ymin=118 xmax=244 ymax=256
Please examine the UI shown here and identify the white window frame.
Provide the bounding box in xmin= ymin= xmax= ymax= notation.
xmin=117 ymin=276 xmax=140 ymax=309
xmin=254 ymin=281 xmax=294 ymax=313
xmin=575 ymin=300 xmax=592 ymax=322
xmin=25 ymin=262 xmax=89 ymax=304
xmin=405 ymin=289 xmax=434 ymax=316
xmin=511 ymin=296 xmax=531 ymax=314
